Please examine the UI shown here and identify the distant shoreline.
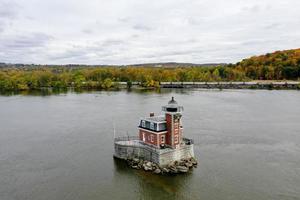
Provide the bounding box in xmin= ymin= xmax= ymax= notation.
xmin=1 ymin=81 xmax=299 ymax=94
xmin=158 ymin=81 xmax=300 ymax=90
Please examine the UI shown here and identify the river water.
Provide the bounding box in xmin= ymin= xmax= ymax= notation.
xmin=0 ymin=89 xmax=300 ymax=200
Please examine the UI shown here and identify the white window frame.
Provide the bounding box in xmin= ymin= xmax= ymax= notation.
xmin=141 ymin=120 xmax=145 ymax=127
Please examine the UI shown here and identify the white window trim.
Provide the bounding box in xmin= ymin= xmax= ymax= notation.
xmin=138 ymin=128 xmax=167 ymax=135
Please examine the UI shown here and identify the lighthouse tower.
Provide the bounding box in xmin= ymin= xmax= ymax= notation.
xmin=162 ymin=97 xmax=184 ymax=149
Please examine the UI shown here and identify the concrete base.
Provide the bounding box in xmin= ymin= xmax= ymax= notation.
xmin=114 ymin=138 xmax=194 ymax=167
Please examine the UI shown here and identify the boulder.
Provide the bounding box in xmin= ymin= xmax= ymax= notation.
xmin=143 ymin=164 xmax=152 ymax=171
xmin=179 ymin=161 xmax=186 ymax=166
xmin=169 ymin=166 xmax=178 ymax=174
xmin=138 ymin=162 xmax=143 ymax=168
xmin=185 ymin=161 xmax=193 ymax=168
xmin=145 ymin=162 xmax=152 ymax=168
xmin=162 ymin=168 xmax=169 ymax=173
xmin=131 ymin=165 xmax=139 ymax=169
xmin=153 ymin=168 xmax=161 ymax=174
xmin=168 ymin=162 xmax=176 ymax=168
xmin=191 ymin=158 xmax=198 ymax=165
xmin=176 ymin=166 xmax=189 ymax=173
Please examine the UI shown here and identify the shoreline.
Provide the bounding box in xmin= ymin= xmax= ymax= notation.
xmin=0 ymin=81 xmax=299 ymax=94
xmin=158 ymin=81 xmax=300 ymax=90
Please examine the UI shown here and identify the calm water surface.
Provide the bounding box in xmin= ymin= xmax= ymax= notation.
xmin=0 ymin=89 xmax=300 ymax=200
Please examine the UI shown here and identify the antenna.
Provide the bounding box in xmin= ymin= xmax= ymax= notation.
xmin=113 ymin=120 xmax=116 ymax=139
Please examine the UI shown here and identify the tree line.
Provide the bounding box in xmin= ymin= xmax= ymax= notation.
xmin=0 ymin=48 xmax=300 ymax=91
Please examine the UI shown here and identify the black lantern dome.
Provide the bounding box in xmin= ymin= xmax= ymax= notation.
xmin=162 ymin=97 xmax=183 ymax=113
xmin=168 ymin=97 xmax=177 ymax=105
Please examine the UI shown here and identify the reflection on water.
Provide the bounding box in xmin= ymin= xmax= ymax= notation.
xmin=0 ymin=88 xmax=69 ymax=96
xmin=0 ymin=87 xmax=201 ymax=96
xmin=0 ymin=89 xmax=300 ymax=200
xmin=113 ymin=158 xmax=194 ymax=200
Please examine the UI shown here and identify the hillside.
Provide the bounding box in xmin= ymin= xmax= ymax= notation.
xmin=0 ymin=62 xmax=225 ymax=69
xmin=234 ymin=48 xmax=300 ymax=80
xmin=0 ymin=48 xmax=300 ymax=91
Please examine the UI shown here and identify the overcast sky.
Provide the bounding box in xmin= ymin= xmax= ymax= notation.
xmin=0 ymin=0 xmax=300 ymax=65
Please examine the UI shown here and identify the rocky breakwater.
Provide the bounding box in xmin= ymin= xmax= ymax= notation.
xmin=126 ymin=157 xmax=198 ymax=174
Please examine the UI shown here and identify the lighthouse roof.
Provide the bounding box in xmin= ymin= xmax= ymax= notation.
xmin=162 ymin=97 xmax=184 ymax=113
xmin=168 ymin=96 xmax=177 ymax=105
xmin=143 ymin=115 xmax=166 ymax=123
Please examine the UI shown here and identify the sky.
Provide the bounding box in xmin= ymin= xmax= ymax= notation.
xmin=0 ymin=0 xmax=300 ymax=65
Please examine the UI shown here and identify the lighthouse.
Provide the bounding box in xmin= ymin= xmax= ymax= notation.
xmin=138 ymin=97 xmax=184 ymax=149
xmin=114 ymin=96 xmax=195 ymax=168
xmin=162 ymin=97 xmax=184 ymax=149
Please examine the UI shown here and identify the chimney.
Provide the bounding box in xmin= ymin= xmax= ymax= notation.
xmin=150 ymin=112 xmax=154 ymax=117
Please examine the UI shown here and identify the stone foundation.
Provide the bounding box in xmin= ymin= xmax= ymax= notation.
xmin=114 ymin=136 xmax=195 ymax=167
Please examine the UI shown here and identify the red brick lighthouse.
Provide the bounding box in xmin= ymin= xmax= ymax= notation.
xmin=138 ymin=97 xmax=184 ymax=149
xmin=114 ymin=97 xmax=195 ymax=169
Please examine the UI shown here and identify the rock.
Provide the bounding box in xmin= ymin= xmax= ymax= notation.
xmin=125 ymin=158 xmax=197 ymax=174
xmin=132 ymin=165 xmax=139 ymax=169
xmin=138 ymin=162 xmax=143 ymax=168
xmin=143 ymin=164 xmax=152 ymax=171
xmin=185 ymin=161 xmax=193 ymax=168
xmin=168 ymin=162 xmax=176 ymax=168
xmin=177 ymin=166 xmax=189 ymax=173
xmin=153 ymin=168 xmax=161 ymax=174
xmin=169 ymin=166 xmax=178 ymax=174
xmin=191 ymin=158 xmax=198 ymax=165
xmin=162 ymin=168 xmax=169 ymax=173
xmin=145 ymin=162 xmax=152 ymax=168
xmin=179 ymin=161 xmax=186 ymax=166
xmin=169 ymin=168 xmax=178 ymax=174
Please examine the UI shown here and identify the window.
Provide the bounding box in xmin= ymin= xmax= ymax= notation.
xmin=150 ymin=122 xmax=154 ymax=130
xmin=158 ymin=123 xmax=166 ymax=131
xmin=141 ymin=120 xmax=145 ymax=127
xmin=174 ymin=135 xmax=178 ymax=143
xmin=151 ymin=135 xmax=154 ymax=142
xmin=161 ymin=135 xmax=165 ymax=143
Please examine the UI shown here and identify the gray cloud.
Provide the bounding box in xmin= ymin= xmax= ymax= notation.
xmin=132 ymin=24 xmax=152 ymax=31
xmin=1 ymin=33 xmax=51 ymax=49
xmin=82 ymin=28 xmax=93 ymax=34
xmin=0 ymin=0 xmax=300 ymax=64
xmin=0 ymin=1 xmax=18 ymax=18
xmin=0 ymin=1 xmax=19 ymax=33
xmin=0 ymin=32 xmax=52 ymax=63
